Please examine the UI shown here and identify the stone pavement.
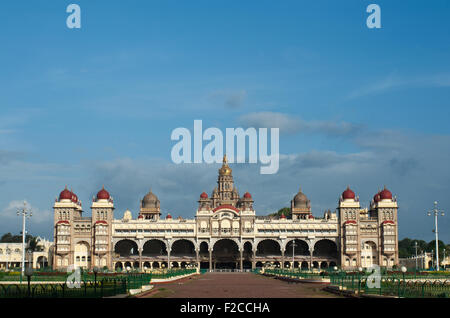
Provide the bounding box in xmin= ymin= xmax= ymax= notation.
xmin=142 ymin=272 xmax=339 ymax=298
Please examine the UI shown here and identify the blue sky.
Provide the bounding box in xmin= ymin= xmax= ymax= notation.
xmin=0 ymin=1 xmax=449 ymax=243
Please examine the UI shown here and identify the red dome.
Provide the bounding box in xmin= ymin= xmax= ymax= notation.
xmin=244 ymin=192 xmax=252 ymax=199
xmin=138 ymin=215 xmax=144 ymax=219
xmin=59 ymin=187 xmax=72 ymax=200
xmin=97 ymin=186 xmax=110 ymax=200
xmin=379 ymin=187 xmax=392 ymax=200
xmin=373 ymin=191 xmax=381 ymax=202
xmin=200 ymin=192 xmax=208 ymax=199
xmin=308 ymin=215 xmax=314 ymax=219
xmin=71 ymin=190 xmax=78 ymax=203
xmin=342 ymin=186 xmax=355 ymax=200
xmin=280 ymin=213 xmax=286 ymax=219
xmin=166 ymin=214 xmax=172 ymax=219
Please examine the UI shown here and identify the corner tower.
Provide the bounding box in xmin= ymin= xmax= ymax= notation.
xmin=53 ymin=186 xmax=82 ymax=269
xmin=91 ymin=186 xmax=114 ymax=269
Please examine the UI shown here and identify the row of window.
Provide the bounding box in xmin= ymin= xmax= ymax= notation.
xmin=258 ymin=229 xmax=337 ymax=233
xmin=115 ymin=229 xmax=195 ymax=234
xmin=0 ymin=248 xmax=21 ymax=254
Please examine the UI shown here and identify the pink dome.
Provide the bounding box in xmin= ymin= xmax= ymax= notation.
xmin=342 ymin=186 xmax=355 ymax=200
xmin=379 ymin=187 xmax=392 ymax=200
xmin=97 ymin=186 xmax=110 ymax=200
xmin=59 ymin=187 xmax=72 ymax=200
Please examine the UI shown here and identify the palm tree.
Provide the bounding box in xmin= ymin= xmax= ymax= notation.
xmin=27 ymin=236 xmax=43 ymax=252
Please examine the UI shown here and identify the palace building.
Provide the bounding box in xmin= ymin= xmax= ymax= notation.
xmin=52 ymin=156 xmax=399 ymax=271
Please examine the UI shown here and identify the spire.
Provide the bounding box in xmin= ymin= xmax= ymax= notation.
xmin=223 ymin=154 xmax=228 ymax=164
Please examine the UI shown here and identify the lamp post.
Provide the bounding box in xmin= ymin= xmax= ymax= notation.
xmin=414 ymin=241 xmax=418 ymax=278
xmin=17 ymin=201 xmax=32 ymax=278
xmin=25 ymin=266 xmax=33 ymax=298
xmin=93 ymin=267 xmax=99 ymax=295
xmin=427 ymin=201 xmax=444 ymax=271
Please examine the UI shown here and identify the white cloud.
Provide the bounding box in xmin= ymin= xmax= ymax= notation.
xmin=0 ymin=200 xmax=52 ymax=224
xmin=348 ymin=73 xmax=450 ymax=99
xmin=237 ymin=111 xmax=363 ymax=136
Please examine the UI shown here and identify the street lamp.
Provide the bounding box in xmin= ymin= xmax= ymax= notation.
xmin=414 ymin=242 xmax=418 ymax=269
xmin=427 ymin=201 xmax=444 ymax=271
xmin=17 ymin=201 xmax=32 ymax=278
xmin=93 ymin=267 xmax=99 ymax=294
xmin=24 ymin=266 xmax=33 ymax=298
xmin=414 ymin=241 xmax=418 ymax=277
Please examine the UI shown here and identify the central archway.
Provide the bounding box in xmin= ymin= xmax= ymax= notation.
xmin=212 ymin=239 xmax=239 ymax=269
xmin=142 ymin=239 xmax=167 ymax=257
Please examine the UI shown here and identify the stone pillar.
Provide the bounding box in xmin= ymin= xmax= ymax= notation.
xmin=196 ymin=249 xmax=200 ymax=271
xmin=168 ymin=249 xmax=171 ymax=270
xmin=138 ymin=248 xmax=142 ymax=271
xmin=309 ymin=248 xmax=314 ymax=270
xmin=240 ymin=249 xmax=243 ymax=271
xmin=281 ymin=250 xmax=285 ymax=269
xmin=252 ymin=248 xmax=257 ymax=269
xmin=209 ymin=249 xmax=212 ymax=271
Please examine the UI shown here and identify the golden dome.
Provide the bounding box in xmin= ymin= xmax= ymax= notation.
xmin=219 ymin=155 xmax=232 ymax=175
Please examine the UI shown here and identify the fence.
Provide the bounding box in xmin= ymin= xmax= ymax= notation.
xmin=0 ymin=268 xmax=195 ymax=298
xmin=329 ymin=272 xmax=449 ymax=298
xmin=0 ymin=278 xmax=128 ymax=298
xmin=264 ymin=268 xmax=329 ymax=280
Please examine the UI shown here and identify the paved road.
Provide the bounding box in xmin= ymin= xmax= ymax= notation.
xmin=142 ymin=272 xmax=338 ymax=298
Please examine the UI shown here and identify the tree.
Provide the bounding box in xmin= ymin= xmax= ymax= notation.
xmin=27 ymin=236 xmax=43 ymax=252
xmin=268 ymin=207 xmax=291 ymax=218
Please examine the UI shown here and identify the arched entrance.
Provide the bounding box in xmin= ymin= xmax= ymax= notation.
xmin=212 ymin=239 xmax=239 ymax=269
xmin=256 ymin=240 xmax=281 ymax=256
xmin=171 ymin=240 xmax=196 ymax=257
xmin=142 ymin=239 xmax=167 ymax=256
xmin=313 ymin=239 xmax=338 ymax=258
xmin=286 ymin=239 xmax=309 ymax=256
xmin=74 ymin=241 xmax=90 ymax=269
xmin=361 ymin=241 xmax=378 ymax=268
xmin=36 ymin=256 xmax=48 ymax=269
xmin=114 ymin=240 xmax=139 ymax=257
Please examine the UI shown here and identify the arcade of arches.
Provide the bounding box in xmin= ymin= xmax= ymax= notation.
xmin=112 ymin=238 xmax=338 ymax=270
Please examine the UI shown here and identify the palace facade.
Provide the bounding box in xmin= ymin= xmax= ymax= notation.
xmin=53 ymin=156 xmax=399 ymax=271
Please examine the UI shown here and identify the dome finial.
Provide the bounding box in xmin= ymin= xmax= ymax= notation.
xmin=223 ymin=154 xmax=228 ymax=164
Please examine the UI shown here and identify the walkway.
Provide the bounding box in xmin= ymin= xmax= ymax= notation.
xmin=141 ymin=272 xmax=339 ymax=298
